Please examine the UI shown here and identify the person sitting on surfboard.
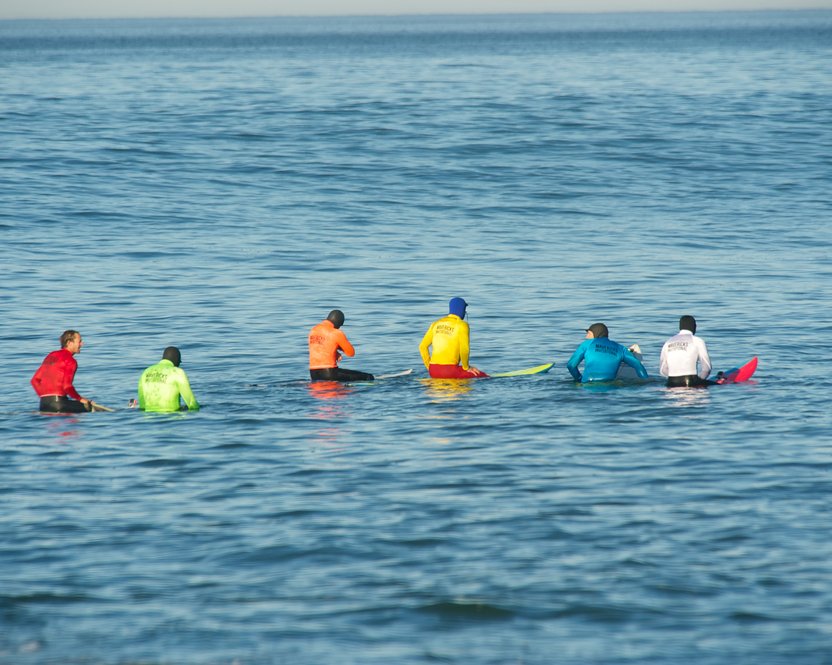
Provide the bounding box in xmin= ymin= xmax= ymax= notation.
xmin=567 ymin=322 xmax=648 ymax=383
xmin=660 ymin=315 xmax=712 ymax=387
xmin=419 ymin=297 xmax=488 ymax=379
xmin=138 ymin=346 xmax=200 ymax=412
xmin=31 ymin=330 xmax=94 ymax=413
xmin=309 ymin=309 xmax=374 ymax=382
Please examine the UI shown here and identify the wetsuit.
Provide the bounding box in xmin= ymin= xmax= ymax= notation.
xmin=31 ymin=349 xmax=90 ymax=413
xmin=660 ymin=329 xmax=712 ymax=387
xmin=138 ymin=359 xmax=200 ymax=412
xmin=567 ymin=337 xmax=648 ymax=382
xmin=308 ymin=319 xmax=374 ymax=382
xmin=419 ymin=314 xmax=488 ymax=379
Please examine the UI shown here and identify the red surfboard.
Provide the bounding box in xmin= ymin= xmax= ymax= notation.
xmin=716 ymin=357 xmax=758 ymax=384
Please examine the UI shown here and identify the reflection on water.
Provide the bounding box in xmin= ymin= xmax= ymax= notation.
xmin=41 ymin=415 xmax=84 ymax=442
xmin=308 ymin=380 xmax=355 ymax=403
xmin=419 ymin=378 xmax=476 ymax=402
xmin=662 ymin=386 xmax=712 ymax=407
xmin=308 ymin=380 xmax=355 ymax=446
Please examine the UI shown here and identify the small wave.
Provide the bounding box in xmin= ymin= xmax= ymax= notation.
xmin=418 ymin=599 xmax=514 ymax=620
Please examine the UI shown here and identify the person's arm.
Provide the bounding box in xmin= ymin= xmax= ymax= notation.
xmin=62 ymin=356 xmax=87 ymax=403
xmin=622 ymin=348 xmax=649 ymax=378
xmin=31 ymin=361 xmax=44 ymax=394
xmin=458 ymin=321 xmax=471 ymax=370
xmin=566 ymin=343 xmax=586 ymax=382
xmin=176 ymin=370 xmax=199 ymax=411
xmin=418 ymin=325 xmax=434 ymax=369
xmin=659 ymin=343 xmax=669 ymax=377
xmin=696 ymin=338 xmax=712 ymax=380
xmin=336 ymin=330 xmax=356 ymax=359
xmin=137 ymin=372 xmax=146 ymax=410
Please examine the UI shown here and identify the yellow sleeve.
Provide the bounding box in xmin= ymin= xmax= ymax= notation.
xmin=176 ymin=369 xmax=200 ymax=411
xmin=458 ymin=320 xmax=471 ymax=370
xmin=418 ymin=323 xmax=434 ymax=369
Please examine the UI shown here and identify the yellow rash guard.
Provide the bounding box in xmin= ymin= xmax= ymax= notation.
xmin=419 ymin=314 xmax=471 ymax=369
xmin=138 ymin=359 xmax=199 ymax=412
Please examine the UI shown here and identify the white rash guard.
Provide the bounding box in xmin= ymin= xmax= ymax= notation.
xmin=660 ymin=329 xmax=712 ymax=380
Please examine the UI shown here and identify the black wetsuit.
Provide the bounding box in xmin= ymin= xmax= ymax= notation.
xmin=310 ymin=367 xmax=374 ymax=382
xmin=665 ymin=375 xmax=713 ymax=388
xmin=38 ymin=395 xmax=92 ymax=413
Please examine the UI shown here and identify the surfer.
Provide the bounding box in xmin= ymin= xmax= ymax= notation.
xmin=567 ymin=322 xmax=648 ymax=382
xmin=660 ymin=315 xmax=712 ymax=387
xmin=137 ymin=346 xmax=200 ymax=412
xmin=31 ymin=330 xmax=94 ymax=413
xmin=309 ymin=309 xmax=374 ymax=382
xmin=419 ymin=297 xmax=488 ymax=379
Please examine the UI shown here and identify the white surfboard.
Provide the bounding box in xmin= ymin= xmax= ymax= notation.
xmin=616 ymin=344 xmax=644 ymax=379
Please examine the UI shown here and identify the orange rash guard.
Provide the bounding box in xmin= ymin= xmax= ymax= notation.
xmin=309 ymin=319 xmax=355 ymax=370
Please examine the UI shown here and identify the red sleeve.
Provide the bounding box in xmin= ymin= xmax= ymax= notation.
xmin=31 ymin=362 xmax=44 ymax=393
xmin=62 ymin=354 xmax=83 ymax=400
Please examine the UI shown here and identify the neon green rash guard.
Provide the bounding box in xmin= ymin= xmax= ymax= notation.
xmin=137 ymin=359 xmax=199 ymax=412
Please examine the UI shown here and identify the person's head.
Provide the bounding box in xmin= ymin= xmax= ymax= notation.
xmin=585 ymin=322 xmax=609 ymax=339
xmin=327 ymin=309 xmax=345 ymax=329
xmin=60 ymin=330 xmax=82 ymax=354
xmin=679 ymin=315 xmax=697 ymax=334
xmin=163 ymin=346 xmax=182 ymax=367
xmin=448 ymin=297 xmax=468 ymax=319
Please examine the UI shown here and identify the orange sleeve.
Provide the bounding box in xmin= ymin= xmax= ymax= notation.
xmin=335 ymin=329 xmax=355 ymax=358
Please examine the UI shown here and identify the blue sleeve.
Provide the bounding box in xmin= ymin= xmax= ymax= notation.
xmin=621 ymin=348 xmax=649 ymax=378
xmin=566 ymin=341 xmax=588 ymax=381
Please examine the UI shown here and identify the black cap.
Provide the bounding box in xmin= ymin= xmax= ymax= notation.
xmin=679 ymin=315 xmax=697 ymax=334
xmin=586 ymin=322 xmax=609 ymax=338
xmin=327 ymin=309 xmax=345 ymax=328
xmin=162 ymin=346 xmax=181 ymax=367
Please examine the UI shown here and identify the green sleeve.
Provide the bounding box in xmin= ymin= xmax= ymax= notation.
xmin=176 ymin=369 xmax=199 ymax=411
xmin=137 ymin=370 xmax=147 ymax=408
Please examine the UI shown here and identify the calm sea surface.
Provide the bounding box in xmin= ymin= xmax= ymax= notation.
xmin=1 ymin=10 xmax=832 ymax=664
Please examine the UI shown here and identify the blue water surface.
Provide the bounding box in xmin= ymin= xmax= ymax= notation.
xmin=1 ymin=10 xmax=832 ymax=664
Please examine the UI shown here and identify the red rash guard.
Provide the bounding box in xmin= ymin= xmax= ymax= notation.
xmin=31 ymin=349 xmax=83 ymax=400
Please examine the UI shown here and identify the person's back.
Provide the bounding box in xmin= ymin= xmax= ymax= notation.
xmin=660 ymin=315 xmax=711 ymax=387
xmin=308 ymin=309 xmax=373 ymax=382
xmin=419 ymin=297 xmax=487 ymax=379
xmin=309 ymin=314 xmax=354 ymax=371
xmin=422 ymin=314 xmax=468 ymax=366
xmin=138 ymin=347 xmax=199 ymax=412
xmin=567 ymin=323 xmax=648 ymax=382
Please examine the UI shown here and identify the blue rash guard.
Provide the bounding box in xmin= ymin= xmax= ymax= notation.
xmin=567 ymin=337 xmax=648 ymax=382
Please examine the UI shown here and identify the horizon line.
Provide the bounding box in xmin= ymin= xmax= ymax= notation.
xmin=1 ymin=6 xmax=830 ymax=22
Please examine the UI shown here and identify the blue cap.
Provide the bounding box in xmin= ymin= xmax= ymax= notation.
xmin=449 ymin=297 xmax=467 ymax=318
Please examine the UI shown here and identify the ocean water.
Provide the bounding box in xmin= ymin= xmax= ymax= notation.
xmin=2 ymin=10 xmax=832 ymax=664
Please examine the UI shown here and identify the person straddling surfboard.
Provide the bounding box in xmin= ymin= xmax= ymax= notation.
xmin=419 ymin=297 xmax=488 ymax=379
xmin=567 ymin=322 xmax=648 ymax=383
xmin=31 ymin=330 xmax=95 ymax=413
xmin=659 ymin=315 xmax=712 ymax=387
xmin=137 ymin=346 xmax=200 ymax=412
xmin=309 ymin=309 xmax=374 ymax=382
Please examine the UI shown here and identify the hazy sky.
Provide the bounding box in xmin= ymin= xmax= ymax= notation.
xmin=2 ymin=0 xmax=831 ymax=20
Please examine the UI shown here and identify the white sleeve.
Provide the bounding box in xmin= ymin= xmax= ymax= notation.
xmin=659 ymin=343 xmax=669 ymax=377
xmin=696 ymin=337 xmax=712 ymax=379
